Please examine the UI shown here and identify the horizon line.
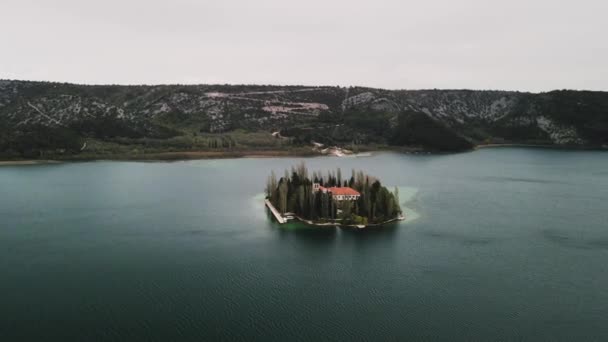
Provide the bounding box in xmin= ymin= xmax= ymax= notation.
xmin=2 ymin=78 xmax=606 ymax=94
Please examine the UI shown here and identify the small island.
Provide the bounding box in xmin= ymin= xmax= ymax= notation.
xmin=265 ymin=163 xmax=404 ymax=228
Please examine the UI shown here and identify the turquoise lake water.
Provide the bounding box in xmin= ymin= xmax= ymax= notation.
xmin=1 ymin=148 xmax=608 ymax=341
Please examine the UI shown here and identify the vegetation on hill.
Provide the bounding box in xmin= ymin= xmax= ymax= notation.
xmin=1 ymin=80 xmax=608 ymax=160
xmin=265 ymin=163 xmax=402 ymax=225
xmin=537 ymin=90 xmax=608 ymax=145
xmin=389 ymin=111 xmax=474 ymax=151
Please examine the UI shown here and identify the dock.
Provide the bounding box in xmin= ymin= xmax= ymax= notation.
xmin=265 ymin=199 xmax=286 ymax=224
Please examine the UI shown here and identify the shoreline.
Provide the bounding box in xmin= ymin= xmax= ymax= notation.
xmin=1 ymin=144 xmax=606 ymax=166
xmin=0 ymin=150 xmax=320 ymax=166
xmin=265 ymin=194 xmax=405 ymax=229
xmin=0 ymin=160 xmax=63 ymax=166
xmin=290 ymin=214 xmax=405 ymax=229
xmin=475 ymin=143 xmax=608 ymax=151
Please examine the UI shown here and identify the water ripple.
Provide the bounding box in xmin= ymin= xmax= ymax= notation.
xmin=542 ymin=229 xmax=608 ymax=251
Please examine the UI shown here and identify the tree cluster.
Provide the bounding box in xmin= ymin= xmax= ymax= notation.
xmin=266 ymin=162 xmax=401 ymax=225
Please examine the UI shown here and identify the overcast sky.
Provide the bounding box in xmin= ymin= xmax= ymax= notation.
xmin=1 ymin=0 xmax=607 ymax=91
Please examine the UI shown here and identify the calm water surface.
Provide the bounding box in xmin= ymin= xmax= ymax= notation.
xmin=1 ymin=148 xmax=608 ymax=341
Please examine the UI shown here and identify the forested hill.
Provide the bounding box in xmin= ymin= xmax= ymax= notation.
xmin=1 ymin=80 xmax=608 ymax=159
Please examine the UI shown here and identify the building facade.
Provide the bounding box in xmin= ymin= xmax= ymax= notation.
xmin=312 ymin=183 xmax=361 ymax=201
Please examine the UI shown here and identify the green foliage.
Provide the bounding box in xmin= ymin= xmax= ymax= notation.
xmin=390 ymin=111 xmax=474 ymax=151
xmin=266 ymin=163 xmax=401 ymax=225
xmin=0 ymin=125 xmax=82 ymax=158
xmin=537 ymin=91 xmax=608 ymax=144
xmin=343 ymin=109 xmax=393 ymax=141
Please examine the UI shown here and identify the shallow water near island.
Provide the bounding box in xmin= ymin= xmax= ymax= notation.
xmin=1 ymin=148 xmax=608 ymax=341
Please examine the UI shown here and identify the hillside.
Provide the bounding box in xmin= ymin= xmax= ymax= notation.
xmin=1 ymin=80 xmax=607 ymax=159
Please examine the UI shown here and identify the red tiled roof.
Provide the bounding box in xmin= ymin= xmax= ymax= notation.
xmin=327 ymin=187 xmax=360 ymax=196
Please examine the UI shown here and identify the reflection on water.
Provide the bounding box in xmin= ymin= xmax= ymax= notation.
xmin=284 ymin=227 xmax=338 ymax=242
